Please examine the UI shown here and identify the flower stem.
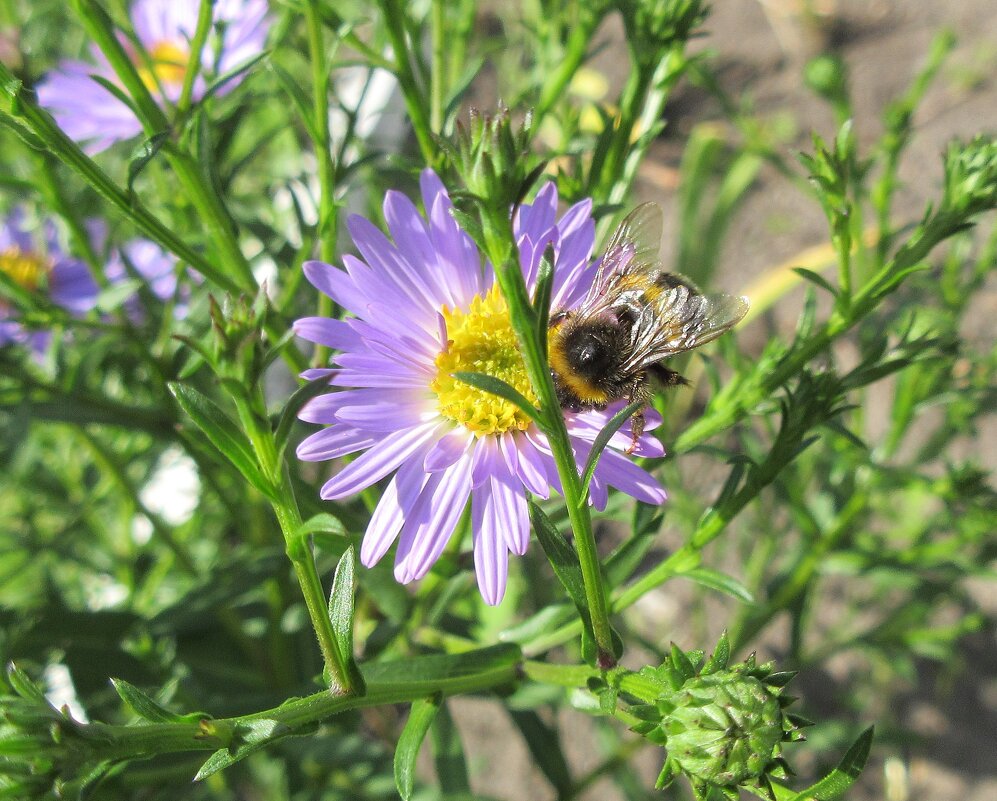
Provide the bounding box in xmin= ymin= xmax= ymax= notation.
xmin=305 ymin=0 xmax=340 ymax=369
xmin=481 ymin=210 xmax=617 ymax=668
xmin=430 ymin=0 xmax=446 ymax=134
xmin=176 ymin=0 xmax=213 ymax=115
xmin=233 ymin=389 xmax=357 ymax=695
xmin=377 ymin=0 xmax=437 ymax=165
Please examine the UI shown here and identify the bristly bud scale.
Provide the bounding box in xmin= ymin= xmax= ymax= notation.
xmin=629 ymin=633 xmax=810 ymax=800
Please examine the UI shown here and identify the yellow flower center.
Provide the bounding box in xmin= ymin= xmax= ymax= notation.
xmin=432 ymin=285 xmax=538 ymax=436
xmin=138 ymin=40 xmax=189 ymax=91
xmin=0 ymin=246 xmax=49 ymax=292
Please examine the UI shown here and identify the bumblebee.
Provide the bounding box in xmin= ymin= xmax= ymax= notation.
xmin=548 ymin=202 xmax=749 ymax=450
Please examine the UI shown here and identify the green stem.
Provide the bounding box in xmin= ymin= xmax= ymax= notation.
xmin=377 ymin=0 xmax=436 ymax=164
xmin=177 ymin=0 xmax=213 ymax=114
xmin=534 ymin=8 xmax=603 ymax=121
xmin=234 ymin=389 xmax=355 ymax=695
xmin=305 ymin=0 xmax=339 ymax=368
xmin=430 ymin=0 xmax=445 ymax=133
xmin=78 ymin=645 xmax=524 ymax=763
xmin=481 ymin=210 xmax=616 ymax=668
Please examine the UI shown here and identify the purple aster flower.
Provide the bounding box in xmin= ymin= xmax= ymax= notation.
xmin=295 ymin=172 xmax=667 ymax=605
xmin=0 ymin=210 xmax=99 ymax=354
xmin=37 ymin=0 xmax=270 ymax=153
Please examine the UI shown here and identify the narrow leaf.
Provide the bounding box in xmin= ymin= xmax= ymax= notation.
xmin=702 ymin=630 xmax=731 ymax=674
xmin=792 ymin=267 xmax=838 ymax=296
xmin=509 ymin=709 xmax=572 ymax=795
xmin=394 ymin=695 xmax=442 ymax=801
xmin=528 ymin=500 xmax=589 ymax=618
xmin=273 ymin=377 xmax=332 ymax=459
xmin=167 ymin=382 xmax=276 ymax=499
xmin=431 ymin=701 xmax=470 ymax=794
xmin=328 ymin=546 xmax=365 ymax=694
xmin=533 ymin=243 xmax=556 ymax=341
xmin=111 ymin=678 xmax=183 ymax=723
xmin=679 ymin=567 xmax=755 ymax=603
xmin=452 ymin=371 xmax=543 ymax=424
xmin=787 ymin=727 xmax=874 ymax=801
xmin=195 ymin=718 xmax=302 ymax=780
xmin=578 ymin=400 xmax=645 ymax=507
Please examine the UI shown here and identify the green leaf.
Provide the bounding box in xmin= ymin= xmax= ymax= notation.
xmin=5 ymin=664 xmax=46 ymax=704
xmin=292 ymin=512 xmax=347 ymax=555
xmin=787 ymin=727 xmax=874 ymax=801
xmin=431 ymin=701 xmax=470 ymax=794
xmin=361 ymin=644 xmax=520 ymax=694
xmin=273 ymin=377 xmax=333 ymax=460
xmin=111 ymin=678 xmax=186 ymax=723
xmin=509 ymin=709 xmax=572 ymax=795
xmin=533 ymin=243 xmax=556 ymax=340
xmin=528 ymin=500 xmax=590 ymax=620
xmin=202 ymin=51 xmax=270 ymax=102
xmin=269 ymin=62 xmax=319 ymax=142
xmin=167 ymin=382 xmax=276 ymax=500
xmin=196 ymin=718 xmax=308 ymax=780
xmin=452 ymin=371 xmax=543 ymax=425
xmin=127 ymin=131 xmax=169 ymax=194
xmin=394 ymin=695 xmax=441 ymax=801
xmin=669 ymin=643 xmax=696 ymax=684
xmin=578 ymin=400 xmax=645 ymax=507
xmin=678 ymin=567 xmax=755 ymax=603
xmin=792 ymin=267 xmax=838 ymax=296
xmin=328 ymin=546 xmax=366 ymax=694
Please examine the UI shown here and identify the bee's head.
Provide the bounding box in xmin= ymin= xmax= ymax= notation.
xmin=562 ymin=319 xmax=621 ymax=380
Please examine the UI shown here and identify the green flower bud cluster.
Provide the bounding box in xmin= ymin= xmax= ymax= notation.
xmin=437 ymin=105 xmax=545 ymax=215
xmin=629 ymin=634 xmax=809 ymax=801
xmin=942 ymin=136 xmax=997 ymax=217
xmin=617 ymin=0 xmax=708 ymax=58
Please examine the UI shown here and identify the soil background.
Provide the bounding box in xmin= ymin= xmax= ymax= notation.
xmin=449 ymin=2 xmax=997 ymax=800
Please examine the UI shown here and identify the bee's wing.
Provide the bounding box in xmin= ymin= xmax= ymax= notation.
xmin=623 ymin=285 xmax=749 ymax=371
xmin=603 ymin=202 xmax=663 ymax=273
xmin=582 ymin=202 xmax=665 ymax=313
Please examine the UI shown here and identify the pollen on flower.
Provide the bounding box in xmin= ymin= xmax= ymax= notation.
xmin=139 ymin=40 xmax=189 ymax=90
xmin=431 ymin=285 xmax=538 ymax=436
xmin=0 ymin=247 xmax=49 ymax=292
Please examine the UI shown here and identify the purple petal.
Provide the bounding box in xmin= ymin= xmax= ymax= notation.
xmin=361 ymin=457 xmax=431 ymax=567
xmin=515 ymin=182 xmax=558 ymax=243
xmin=334 ymin=391 xmax=434 ymax=432
xmin=296 ymin=426 xmax=376 ymax=462
xmin=507 ymin=430 xmax=551 ymax=498
xmin=303 ymin=260 xmax=370 ymax=317
xmin=320 ymin=421 xmax=441 ymax=499
xmin=424 ymin=426 xmax=472 ymax=472
xmin=293 ymin=316 xmax=362 ymax=351
xmin=49 ymin=258 xmax=98 ymax=313
xmin=593 ymin=447 xmax=667 ymax=505
xmin=394 ymin=452 xmax=473 ymax=582
xmin=471 ymin=482 xmax=511 ymax=605
xmin=348 ymin=214 xmax=440 ymax=312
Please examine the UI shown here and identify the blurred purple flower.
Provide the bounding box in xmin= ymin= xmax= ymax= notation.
xmin=105 ymin=237 xmax=200 ymax=320
xmin=37 ymin=0 xmax=270 ymax=153
xmin=0 ymin=210 xmax=99 ymax=354
xmin=295 ymin=172 xmax=666 ymax=605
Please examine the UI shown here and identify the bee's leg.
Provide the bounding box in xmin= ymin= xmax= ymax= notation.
xmin=624 ymin=378 xmax=653 ymax=455
xmin=647 ymin=364 xmax=689 ymax=388
xmin=626 ymin=408 xmax=646 ymax=455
